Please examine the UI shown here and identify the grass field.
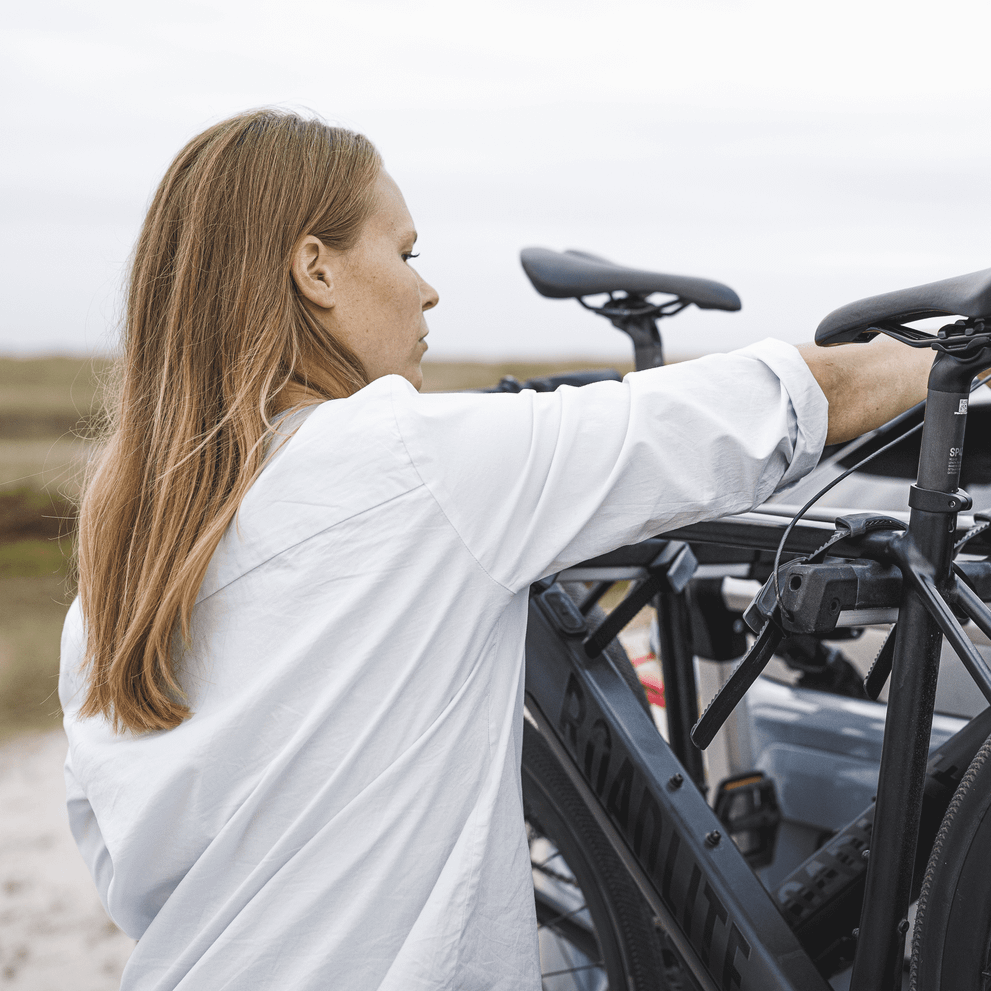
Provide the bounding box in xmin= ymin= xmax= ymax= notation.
xmin=0 ymin=355 xmax=112 ymax=440
xmin=0 ymin=353 xmax=633 ymax=740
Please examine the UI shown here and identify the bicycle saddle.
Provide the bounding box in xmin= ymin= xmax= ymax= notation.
xmin=816 ymin=267 xmax=991 ymax=345
xmin=520 ymin=247 xmax=742 ymax=311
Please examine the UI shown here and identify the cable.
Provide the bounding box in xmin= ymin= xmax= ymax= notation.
xmin=771 ymin=370 xmax=991 ymax=620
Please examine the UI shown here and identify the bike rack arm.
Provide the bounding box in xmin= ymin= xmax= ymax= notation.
xmin=690 ymin=619 xmax=783 ymax=750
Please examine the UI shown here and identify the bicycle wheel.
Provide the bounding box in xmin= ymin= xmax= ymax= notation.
xmin=523 ymin=719 xmax=692 ymax=991
xmin=910 ymin=732 xmax=991 ymax=990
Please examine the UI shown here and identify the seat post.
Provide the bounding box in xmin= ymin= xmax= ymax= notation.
xmin=609 ymin=311 xmax=664 ymax=370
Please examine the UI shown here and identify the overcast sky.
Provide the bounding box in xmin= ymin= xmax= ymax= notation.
xmin=3 ymin=0 xmax=990 ymax=362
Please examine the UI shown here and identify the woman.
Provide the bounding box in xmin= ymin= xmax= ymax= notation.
xmin=60 ymin=108 xmax=934 ymax=990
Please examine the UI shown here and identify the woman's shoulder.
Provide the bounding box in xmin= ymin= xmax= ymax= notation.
xmin=270 ymin=377 xmax=409 ymax=455
xmin=293 ymin=375 xmax=518 ymax=448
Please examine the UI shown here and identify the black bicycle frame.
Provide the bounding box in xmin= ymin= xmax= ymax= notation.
xmin=524 ymin=342 xmax=991 ymax=991
xmin=524 ymin=583 xmax=832 ymax=991
xmin=847 ymin=345 xmax=991 ymax=991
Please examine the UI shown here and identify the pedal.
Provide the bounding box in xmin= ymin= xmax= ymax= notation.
xmin=713 ymin=771 xmax=781 ymax=869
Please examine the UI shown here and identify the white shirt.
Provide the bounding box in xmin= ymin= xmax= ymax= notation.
xmin=60 ymin=339 xmax=827 ymax=990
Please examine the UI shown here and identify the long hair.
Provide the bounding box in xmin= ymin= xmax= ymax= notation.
xmin=77 ymin=108 xmax=382 ymax=734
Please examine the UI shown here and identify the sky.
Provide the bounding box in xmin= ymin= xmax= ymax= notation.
xmin=3 ymin=0 xmax=991 ymax=362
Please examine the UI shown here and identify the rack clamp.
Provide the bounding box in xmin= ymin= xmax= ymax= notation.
xmin=582 ymin=541 xmax=697 ymax=659
xmin=908 ymin=485 xmax=972 ymax=515
xmin=742 ymin=513 xmax=907 ymax=635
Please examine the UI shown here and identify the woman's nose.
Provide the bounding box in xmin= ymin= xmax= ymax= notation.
xmin=420 ymin=276 xmax=439 ymax=312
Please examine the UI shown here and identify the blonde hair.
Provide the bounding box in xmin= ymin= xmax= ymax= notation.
xmin=77 ymin=108 xmax=382 ymax=733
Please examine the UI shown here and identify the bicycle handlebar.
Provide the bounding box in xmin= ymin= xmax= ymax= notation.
xmin=480 ymin=369 xmax=622 ymax=393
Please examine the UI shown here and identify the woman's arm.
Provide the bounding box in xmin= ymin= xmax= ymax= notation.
xmin=399 ymin=340 xmax=826 ymax=592
xmin=798 ymin=336 xmax=936 ymax=445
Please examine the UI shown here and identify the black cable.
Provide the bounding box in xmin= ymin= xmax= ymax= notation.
xmin=771 ymin=371 xmax=991 ymax=620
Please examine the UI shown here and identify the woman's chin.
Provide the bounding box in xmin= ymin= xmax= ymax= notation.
xmin=406 ymin=363 xmax=424 ymax=392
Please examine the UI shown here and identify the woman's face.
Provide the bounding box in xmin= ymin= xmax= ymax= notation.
xmin=315 ymin=170 xmax=439 ymax=391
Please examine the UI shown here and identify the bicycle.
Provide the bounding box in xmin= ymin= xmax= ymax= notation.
xmin=513 ymin=247 xmax=991 ymax=991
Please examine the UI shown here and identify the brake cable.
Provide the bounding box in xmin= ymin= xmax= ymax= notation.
xmin=771 ymin=370 xmax=991 ymax=620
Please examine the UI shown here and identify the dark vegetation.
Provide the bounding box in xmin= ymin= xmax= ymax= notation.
xmin=0 ymin=356 xmax=107 ymax=739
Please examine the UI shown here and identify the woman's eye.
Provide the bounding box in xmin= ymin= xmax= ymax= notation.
xmin=403 ymin=252 xmax=420 ymax=262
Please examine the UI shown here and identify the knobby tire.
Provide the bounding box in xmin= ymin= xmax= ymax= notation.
xmin=911 ymin=731 xmax=991 ymax=990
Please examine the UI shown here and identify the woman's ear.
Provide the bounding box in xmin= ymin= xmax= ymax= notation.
xmin=291 ymin=235 xmax=336 ymax=309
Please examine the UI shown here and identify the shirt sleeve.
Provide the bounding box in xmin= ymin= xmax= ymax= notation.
xmin=392 ymin=338 xmax=827 ymax=594
xmin=59 ymin=598 xmax=116 ymax=916
xmin=64 ymin=752 xmax=115 ymax=914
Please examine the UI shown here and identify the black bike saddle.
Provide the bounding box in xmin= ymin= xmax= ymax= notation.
xmin=520 ymin=247 xmax=742 ymax=311
xmin=816 ymin=267 xmax=991 ymax=345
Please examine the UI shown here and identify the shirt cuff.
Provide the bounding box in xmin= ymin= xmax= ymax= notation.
xmin=733 ymin=338 xmax=828 ymax=489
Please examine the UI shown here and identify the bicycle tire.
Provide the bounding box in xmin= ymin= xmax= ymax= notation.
xmin=910 ymin=731 xmax=991 ymax=990
xmin=523 ymin=719 xmax=692 ymax=990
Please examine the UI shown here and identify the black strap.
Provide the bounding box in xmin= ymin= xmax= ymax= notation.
xmin=809 ymin=513 xmax=907 ymax=561
xmin=954 ymin=511 xmax=991 ymax=553
xmin=691 ymin=619 xmax=783 ymax=750
xmin=695 ymin=513 xmax=908 ymax=749
xmin=864 ymin=626 xmax=897 ymax=700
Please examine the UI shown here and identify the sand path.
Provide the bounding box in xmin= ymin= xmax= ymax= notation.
xmin=0 ymin=729 xmax=133 ymax=990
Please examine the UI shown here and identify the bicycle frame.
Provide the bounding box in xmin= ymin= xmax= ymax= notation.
xmin=524 ymin=342 xmax=991 ymax=991
xmin=525 ymin=580 xmax=832 ymax=991
xmin=848 ymin=345 xmax=991 ymax=990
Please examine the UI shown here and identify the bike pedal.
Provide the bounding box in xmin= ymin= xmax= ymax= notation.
xmin=713 ymin=771 xmax=781 ymax=869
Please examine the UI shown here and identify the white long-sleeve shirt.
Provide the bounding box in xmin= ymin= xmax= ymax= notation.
xmin=59 ymin=339 xmax=827 ymax=990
